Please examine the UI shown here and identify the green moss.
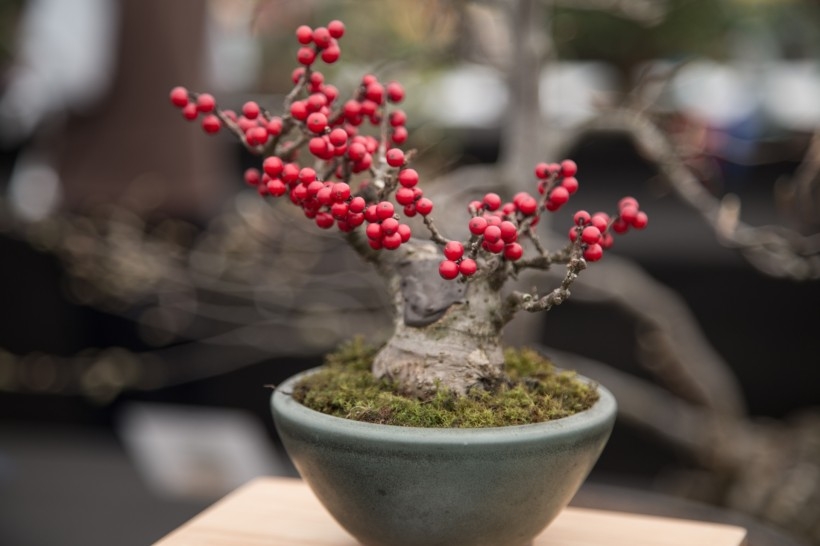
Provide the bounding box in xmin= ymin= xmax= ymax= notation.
xmin=291 ymin=340 xmax=600 ymax=428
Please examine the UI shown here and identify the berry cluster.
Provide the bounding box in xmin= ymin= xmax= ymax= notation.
xmin=171 ymin=19 xmax=648 ymax=286
xmin=568 ymin=197 xmax=648 ymax=262
xmin=169 ymin=20 xmax=422 ymax=251
xmin=437 ymin=161 xmax=648 ymax=279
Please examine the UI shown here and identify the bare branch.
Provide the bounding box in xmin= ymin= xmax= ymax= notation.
xmin=571 ymin=108 xmax=820 ymax=280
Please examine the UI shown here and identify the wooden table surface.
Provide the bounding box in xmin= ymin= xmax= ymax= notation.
xmin=154 ymin=476 xmax=748 ymax=546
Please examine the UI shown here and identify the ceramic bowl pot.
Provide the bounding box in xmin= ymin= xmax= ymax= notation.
xmin=272 ymin=367 xmax=616 ymax=546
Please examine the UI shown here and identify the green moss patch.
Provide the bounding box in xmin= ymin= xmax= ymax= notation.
xmin=290 ymin=338 xmax=599 ymax=428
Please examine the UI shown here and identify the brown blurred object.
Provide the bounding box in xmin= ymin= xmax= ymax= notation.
xmin=55 ymin=0 xmax=231 ymax=219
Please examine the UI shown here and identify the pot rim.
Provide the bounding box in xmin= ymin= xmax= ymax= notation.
xmin=272 ymin=366 xmax=617 ymax=446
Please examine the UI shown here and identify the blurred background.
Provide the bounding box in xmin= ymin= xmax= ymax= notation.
xmin=1 ymin=0 xmax=819 ymax=545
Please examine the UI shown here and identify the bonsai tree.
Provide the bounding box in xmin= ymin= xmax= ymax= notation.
xmin=169 ymin=19 xmax=647 ymax=400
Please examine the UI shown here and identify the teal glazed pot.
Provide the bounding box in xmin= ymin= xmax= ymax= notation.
xmin=272 ymin=368 xmax=616 ymax=546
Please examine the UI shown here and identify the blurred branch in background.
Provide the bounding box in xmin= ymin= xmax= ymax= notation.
xmin=1 ymin=0 xmax=819 ymax=544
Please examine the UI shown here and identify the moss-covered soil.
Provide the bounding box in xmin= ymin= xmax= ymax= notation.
xmin=290 ymin=338 xmax=600 ymax=428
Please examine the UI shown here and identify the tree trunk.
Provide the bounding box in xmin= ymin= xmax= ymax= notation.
xmin=372 ymin=272 xmax=507 ymax=398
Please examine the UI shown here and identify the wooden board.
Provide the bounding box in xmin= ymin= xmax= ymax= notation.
xmin=154 ymin=477 xmax=748 ymax=546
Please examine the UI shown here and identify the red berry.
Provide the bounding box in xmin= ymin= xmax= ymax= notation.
xmin=469 ymin=217 xmax=488 ymax=235
xmin=196 ymin=93 xmax=216 ymax=112
xmin=444 ymin=241 xmax=464 ymax=261
xmin=321 ymin=46 xmax=340 ymax=64
xmin=482 ymin=239 xmax=505 ymax=254
xmin=391 ymin=126 xmax=408 ymax=144
xmin=545 ymin=200 xmax=560 ymax=212
xmin=517 ymin=196 xmax=538 ymax=216
xmin=348 ymin=142 xmax=367 ymax=162
xmin=352 ymin=153 xmax=372 ymax=173
xmin=619 ymin=205 xmax=639 ymax=224
xmin=395 ymin=187 xmax=416 ymax=206
xmin=386 ymin=81 xmax=405 ymax=103
xmin=381 ymin=217 xmax=399 ymax=236
xmin=308 ymin=137 xmax=329 ymax=157
xmin=282 ymin=163 xmax=300 ymax=184
xmin=619 ymin=196 xmax=639 ymax=210
xmin=312 ymin=27 xmax=332 ymax=49
xmin=439 ymin=260 xmax=459 ymax=280
xmin=365 ymin=82 xmax=385 ymax=104
xmin=263 ymin=156 xmax=284 ymax=177
xmin=483 ymin=193 xmax=501 ymax=211
xmin=170 ymin=86 xmax=189 ymax=107
xmin=368 ymin=239 xmax=383 ymax=250
xmin=366 ymin=222 xmax=382 ymax=240
xmin=237 ymin=116 xmax=255 ymax=132
xmin=534 ymin=162 xmax=550 ymax=179
xmin=376 ymin=201 xmax=395 ymax=220
xmin=343 ymin=100 xmax=361 ymax=119
xmin=397 ymin=168 xmax=419 ymax=188
xmin=359 ymin=99 xmax=377 ymax=117
xmin=459 ymin=258 xmax=477 ymax=276
xmin=611 ymin=218 xmax=630 ymax=234
xmin=307 ymin=93 xmax=328 ymax=112
xmin=317 ymin=186 xmax=333 ymax=205
xmin=569 ymin=226 xmax=578 ymax=242
xmin=483 ymin=225 xmax=502 ymax=244
xmin=244 ymin=168 xmax=261 ymax=186
xmin=560 ymin=159 xmax=577 ymax=177
xmin=349 ymin=196 xmax=366 ymax=213
xmin=306 ymin=112 xmax=328 ymax=134
xmin=415 ymin=197 xmax=433 ymax=216
xmin=201 ymin=114 xmax=221 ymax=134
xmin=591 ymin=213 xmax=610 ymax=232
xmin=242 ymin=101 xmax=260 ymax=120
xmin=267 ymin=178 xmax=287 ymax=197
xmin=549 ymin=186 xmax=569 ymax=206
xmin=306 ymin=180 xmax=324 ymax=197
xmin=331 ymin=182 xmax=350 ymax=202
xmin=290 ymin=100 xmax=309 ymax=121
xmin=298 ymin=167 xmax=317 ymax=184
xmin=398 ymin=224 xmax=412 ymax=242
xmin=297 ymin=46 xmax=316 ymax=65
xmin=573 ymin=210 xmax=591 ymax=226
xmin=246 ymin=126 xmax=268 ymax=146
xmin=561 ymin=176 xmax=579 ymax=194
xmin=390 ymin=110 xmax=407 ymax=127
xmin=583 ymin=243 xmax=603 ymax=262
xmin=581 ymin=226 xmax=601 ymax=245
xmin=296 ymin=25 xmax=313 ymax=44
xmin=499 ymin=221 xmax=518 ymax=243
xmin=503 ymin=242 xmax=524 ymax=261
xmin=315 ymin=212 xmax=335 ymax=229
xmin=631 ymin=211 xmax=649 ymax=229
xmin=386 ymin=148 xmax=405 ymax=167
xmin=329 ymin=128 xmax=348 ymax=146
xmin=328 ymin=20 xmax=345 ymax=39
xmin=348 ymin=213 xmax=365 ymax=228
xmin=322 ymin=84 xmax=339 ymax=103
xmin=266 ymin=117 xmax=283 ymax=136
xmin=382 ymin=232 xmax=403 ymax=250
xmin=600 ymin=232 xmax=614 ymax=250
xmin=182 ymin=102 xmax=198 ymax=120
